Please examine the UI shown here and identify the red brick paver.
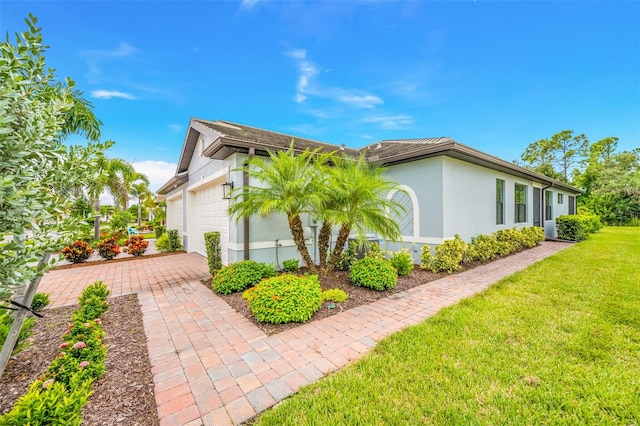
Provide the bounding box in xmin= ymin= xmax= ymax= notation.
xmin=40 ymin=242 xmax=572 ymax=425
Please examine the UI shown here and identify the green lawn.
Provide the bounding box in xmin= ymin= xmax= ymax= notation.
xmin=255 ymin=227 xmax=640 ymax=425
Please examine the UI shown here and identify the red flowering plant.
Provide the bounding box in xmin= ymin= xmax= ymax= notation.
xmin=124 ymin=235 xmax=148 ymax=256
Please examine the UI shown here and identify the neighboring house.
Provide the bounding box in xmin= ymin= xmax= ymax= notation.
xmin=157 ymin=118 xmax=581 ymax=266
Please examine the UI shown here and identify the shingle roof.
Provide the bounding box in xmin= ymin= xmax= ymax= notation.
xmin=361 ymin=138 xmax=455 ymax=162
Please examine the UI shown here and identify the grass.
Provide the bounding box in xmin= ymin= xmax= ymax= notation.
xmin=255 ymin=227 xmax=640 ymax=425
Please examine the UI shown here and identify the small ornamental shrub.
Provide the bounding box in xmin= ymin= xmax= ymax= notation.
xmin=495 ymin=228 xmax=523 ymax=254
xmin=73 ymin=296 xmax=109 ymax=322
xmin=556 ymin=215 xmax=603 ymax=241
xmin=156 ymin=229 xmax=183 ymax=252
xmin=243 ymin=274 xmax=323 ymax=324
xmin=0 ymin=309 xmax=35 ymax=354
xmin=350 ymin=257 xmax=398 ymax=291
xmin=336 ymin=241 xmax=358 ymax=271
xmin=96 ymin=237 xmax=120 ymax=260
xmin=423 ymin=235 xmax=467 ymax=273
xmin=31 ymin=292 xmax=51 ymax=312
xmin=468 ymin=234 xmax=499 ymax=262
xmin=282 ymin=258 xmax=300 ymax=273
xmin=61 ymin=241 xmax=94 ymax=263
xmin=322 ymin=288 xmax=348 ymax=303
xmin=212 ymin=260 xmax=276 ymax=294
xmin=389 ymin=248 xmax=414 ymax=276
xmin=521 ymin=226 xmax=545 ymax=248
xmin=204 ymin=232 xmax=222 ymax=274
xmin=124 ymin=235 xmax=148 ymax=256
xmin=78 ymin=280 xmax=110 ymax=306
xmin=155 ymin=225 xmax=166 ymax=239
xmin=420 ymin=245 xmax=433 ymax=270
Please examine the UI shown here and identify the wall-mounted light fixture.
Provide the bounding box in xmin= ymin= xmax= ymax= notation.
xmin=222 ymin=181 xmax=234 ymax=199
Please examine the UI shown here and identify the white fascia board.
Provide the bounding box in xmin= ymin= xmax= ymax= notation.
xmin=187 ymin=168 xmax=228 ymax=192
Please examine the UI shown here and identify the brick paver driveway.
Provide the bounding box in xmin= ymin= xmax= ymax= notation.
xmin=40 ymin=242 xmax=573 ymax=425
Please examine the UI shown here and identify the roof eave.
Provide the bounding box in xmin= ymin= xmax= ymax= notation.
xmin=156 ymin=172 xmax=188 ymax=195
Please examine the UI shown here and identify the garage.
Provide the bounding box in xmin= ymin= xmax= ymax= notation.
xmin=166 ymin=193 xmax=183 ymax=235
xmin=189 ymin=181 xmax=229 ymax=265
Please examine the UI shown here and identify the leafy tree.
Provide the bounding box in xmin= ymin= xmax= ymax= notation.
xmin=521 ymin=130 xmax=588 ymax=181
xmin=0 ymin=15 xmax=104 ymax=296
xmin=228 ymin=145 xmax=331 ymax=274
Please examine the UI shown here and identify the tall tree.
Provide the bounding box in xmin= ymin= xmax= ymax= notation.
xmin=324 ymin=154 xmax=405 ymax=273
xmin=521 ymin=130 xmax=588 ymax=181
xmin=130 ymin=182 xmax=153 ymax=227
xmin=0 ymin=15 xmax=104 ymax=295
xmin=228 ymin=145 xmax=330 ymax=274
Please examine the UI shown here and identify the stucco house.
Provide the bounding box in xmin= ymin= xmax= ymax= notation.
xmin=157 ymin=118 xmax=581 ymax=266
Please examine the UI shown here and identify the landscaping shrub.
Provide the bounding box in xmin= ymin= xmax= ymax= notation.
xmin=211 ymin=260 xmax=276 ymax=295
xmin=204 ymin=232 xmax=222 ymax=275
xmin=556 ymin=214 xmax=603 ymax=241
xmin=422 ymin=235 xmax=467 ymax=273
xmin=365 ymin=242 xmax=385 ymax=261
xmin=96 ymin=237 xmax=120 ymax=260
xmin=154 ymin=225 xmax=166 ymax=239
xmin=521 ymin=226 xmax=545 ymax=248
xmin=322 ymin=288 xmax=348 ymax=303
xmin=31 ymin=292 xmax=50 ymax=312
xmin=282 ymin=258 xmax=300 ymax=273
xmin=350 ymin=257 xmax=398 ymax=291
xmin=61 ymin=241 xmax=94 ymax=263
xmin=0 ymin=280 xmax=110 ymax=425
xmin=468 ymin=234 xmax=499 ymax=262
xmin=389 ymin=248 xmax=414 ymax=276
xmin=494 ymin=228 xmax=524 ymax=254
xmin=335 ymin=241 xmax=358 ymax=271
xmin=124 ymin=235 xmax=148 ymax=256
xmin=156 ymin=229 xmax=183 ymax=252
xmin=243 ymin=274 xmax=323 ymax=324
xmin=109 ymin=210 xmax=132 ymax=233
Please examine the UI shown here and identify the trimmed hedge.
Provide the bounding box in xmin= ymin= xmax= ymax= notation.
xmin=556 ymin=214 xmax=603 ymax=241
xmin=204 ymin=232 xmax=222 ymax=275
xmin=243 ymin=274 xmax=323 ymax=324
xmin=211 ymin=260 xmax=276 ymax=295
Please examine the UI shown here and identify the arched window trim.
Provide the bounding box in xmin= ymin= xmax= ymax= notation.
xmin=387 ymin=185 xmax=420 ymax=237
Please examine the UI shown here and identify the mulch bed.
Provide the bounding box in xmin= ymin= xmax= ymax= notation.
xmin=205 ymin=262 xmax=483 ymax=335
xmin=0 ymin=294 xmax=159 ymax=426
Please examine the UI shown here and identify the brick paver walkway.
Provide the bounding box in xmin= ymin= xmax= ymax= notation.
xmin=39 ymin=241 xmax=573 ymax=425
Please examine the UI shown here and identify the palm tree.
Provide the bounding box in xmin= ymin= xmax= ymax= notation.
xmin=228 ymin=144 xmax=331 ymax=274
xmin=324 ymin=154 xmax=405 ymax=273
xmin=130 ymin=182 xmax=153 ymax=227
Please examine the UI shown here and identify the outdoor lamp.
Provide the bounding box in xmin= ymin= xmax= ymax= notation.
xmin=222 ymin=181 xmax=234 ymax=199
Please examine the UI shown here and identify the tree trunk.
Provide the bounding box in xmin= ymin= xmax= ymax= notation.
xmin=137 ymin=201 xmax=142 ymax=227
xmin=326 ymin=225 xmax=351 ymax=274
xmin=317 ymin=221 xmax=332 ymax=270
xmin=288 ymin=214 xmax=317 ymax=274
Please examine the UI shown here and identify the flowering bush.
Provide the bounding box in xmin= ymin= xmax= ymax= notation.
xmin=96 ymin=237 xmax=120 ymax=260
xmin=124 ymin=235 xmax=148 ymax=256
xmin=61 ymin=241 xmax=94 ymax=263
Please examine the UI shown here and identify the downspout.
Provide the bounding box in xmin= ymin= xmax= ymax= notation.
xmin=243 ymin=148 xmax=255 ymax=260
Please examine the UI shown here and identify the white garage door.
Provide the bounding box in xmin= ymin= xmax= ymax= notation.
xmin=166 ymin=195 xmax=183 ymax=235
xmin=192 ymin=183 xmax=229 ymax=265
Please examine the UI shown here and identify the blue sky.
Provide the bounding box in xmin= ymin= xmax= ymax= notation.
xmin=1 ymin=1 xmax=638 ymax=191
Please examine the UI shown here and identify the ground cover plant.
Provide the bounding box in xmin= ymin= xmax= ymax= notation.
xmin=254 ymin=227 xmax=640 ymax=425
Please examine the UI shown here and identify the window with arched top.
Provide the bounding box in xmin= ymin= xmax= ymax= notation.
xmin=388 ymin=186 xmax=419 ymax=237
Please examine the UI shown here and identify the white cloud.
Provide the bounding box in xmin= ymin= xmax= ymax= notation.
xmin=132 ymin=160 xmax=177 ymax=192
xmin=91 ymin=90 xmax=136 ymax=100
xmin=287 ymin=48 xmax=382 ymax=110
xmin=362 ymin=114 xmax=415 ymax=129
xmin=338 ymin=94 xmax=383 ymax=109
xmin=83 ymin=43 xmax=137 ymax=83
xmin=239 ymin=0 xmax=262 ymax=11
xmin=168 ymin=123 xmax=183 ymax=133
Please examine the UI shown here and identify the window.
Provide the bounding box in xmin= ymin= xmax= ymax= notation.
xmin=545 ymin=190 xmax=553 ymax=220
xmin=514 ymin=183 xmax=527 ymax=223
xmin=390 ymin=191 xmax=415 ymax=236
xmin=557 ymin=193 xmax=564 ymax=204
xmin=496 ymin=179 xmax=505 ymax=225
